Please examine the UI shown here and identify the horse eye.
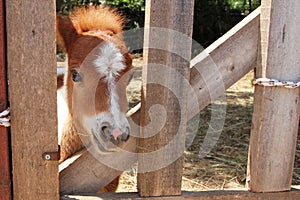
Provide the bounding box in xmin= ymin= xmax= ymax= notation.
xmin=70 ymin=69 xmax=82 ymax=82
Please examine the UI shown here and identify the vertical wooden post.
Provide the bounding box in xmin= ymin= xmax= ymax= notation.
xmin=247 ymin=0 xmax=300 ymax=192
xmin=6 ymin=1 xmax=59 ymax=199
xmin=138 ymin=0 xmax=194 ymax=197
xmin=0 ymin=1 xmax=11 ymax=199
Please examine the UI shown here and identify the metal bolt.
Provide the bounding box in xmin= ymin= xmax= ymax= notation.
xmin=44 ymin=154 xmax=51 ymax=160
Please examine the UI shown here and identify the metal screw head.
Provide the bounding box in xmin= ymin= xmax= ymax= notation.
xmin=42 ymin=151 xmax=60 ymax=161
xmin=44 ymin=154 xmax=51 ymax=160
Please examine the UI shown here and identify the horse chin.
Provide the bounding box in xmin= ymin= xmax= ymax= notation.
xmin=91 ymin=129 xmax=119 ymax=154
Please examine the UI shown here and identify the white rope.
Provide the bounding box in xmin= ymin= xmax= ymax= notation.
xmin=0 ymin=107 xmax=10 ymax=127
xmin=253 ymin=78 xmax=300 ymax=89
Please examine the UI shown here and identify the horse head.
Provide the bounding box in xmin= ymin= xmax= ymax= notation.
xmin=57 ymin=6 xmax=133 ymax=154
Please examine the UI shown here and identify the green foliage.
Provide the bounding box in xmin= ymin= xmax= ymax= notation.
xmin=57 ymin=0 xmax=103 ymax=15
xmin=56 ymin=0 xmax=145 ymax=29
xmin=105 ymin=0 xmax=145 ymax=29
xmin=228 ymin=0 xmax=261 ymax=11
xmin=105 ymin=0 xmax=144 ymax=11
xmin=56 ymin=0 xmax=260 ymax=47
xmin=193 ymin=0 xmax=260 ymax=47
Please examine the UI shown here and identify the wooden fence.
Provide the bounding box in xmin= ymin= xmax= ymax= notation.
xmin=1 ymin=0 xmax=300 ymax=199
xmin=5 ymin=0 xmax=58 ymax=200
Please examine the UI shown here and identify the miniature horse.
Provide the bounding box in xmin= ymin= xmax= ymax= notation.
xmin=56 ymin=6 xmax=133 ymax=192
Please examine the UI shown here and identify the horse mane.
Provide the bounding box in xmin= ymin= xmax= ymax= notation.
xmin=70 ymin=6 xmax=125 ymax=35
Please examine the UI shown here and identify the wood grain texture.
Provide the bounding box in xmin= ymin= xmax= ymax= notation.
xmin=138 ymin=0 xmax=194 ymax=197
xmin=0 ymin=0 xmax=11 ymax=199
xmin=247 ymin=0 xmax=300 ymax=192
xmin=6 ymin=1 xmax=59 ymax=199
xmin=58 ymin=8 xmax=261 ymax=195
xmin=59 ymin=136 xmax=137 ymax=195
xmin=61 ymin=188 xmax=300 ymax=200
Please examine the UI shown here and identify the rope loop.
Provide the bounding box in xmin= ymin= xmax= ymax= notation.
xmin=253 ymin=78 xmax=300 ymax=89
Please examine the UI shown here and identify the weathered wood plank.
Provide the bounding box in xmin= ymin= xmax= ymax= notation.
xmin=137 ymin=0 xmax=194 ymax=197
xmin=6 ymin=1 xmax=59 ymax=199
xmin=59 ymin=7 xmax=260 ymax=195
xmin=247 ymin=0 xmax=300 ymax=192
xmin=61 ymin=188 xmax=300 ymax=200
xmin=0 ymin=0 xmax=11 ymax=199
xmin=59 ymin=136 xmax=137 ymax=195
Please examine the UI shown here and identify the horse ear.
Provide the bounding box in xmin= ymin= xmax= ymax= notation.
xmin=56 ymin=15 xmax=77 ymax=53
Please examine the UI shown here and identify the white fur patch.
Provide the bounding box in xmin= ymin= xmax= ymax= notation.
xmin=109 ymin=84 xmax=125 ymax=129
xmin=93 ymin=41 xmax=128 ymax=131
xmin=57 ymin=86 xmax=69 ymax=145
xmin=93 ymin=42 xmax=126 ymax=82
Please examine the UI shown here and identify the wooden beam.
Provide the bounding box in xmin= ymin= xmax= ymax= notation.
xmin=6 ymin=1 xmax=59 ymax=199
xmin=137 ymin=0 xmax=194 ymax=197
xmin=59 ymin=136 xmax=137 ymax=195
xmin=59 ymin=7 xmax=261 ymax=195
xmin=247 ymin=0 xmax=300 ymax=192
xmin=0 ymin=0 xmax=11 ymax=199
xmin=61 ymin=188 xmax=300 ymax=200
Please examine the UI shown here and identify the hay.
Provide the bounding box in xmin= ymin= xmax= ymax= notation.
xmin=118 ymin=56 xmax=300 ymax=192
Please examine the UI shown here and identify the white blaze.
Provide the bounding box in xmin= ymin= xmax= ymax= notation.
xmin=93 ymin=42 xmax=128 ymax=130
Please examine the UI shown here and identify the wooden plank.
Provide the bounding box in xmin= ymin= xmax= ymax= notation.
xmin=0 ymin=0 xmax=11 ymax=199
xmin=137 ymin=0 xmax=194 ymax=197
xmin=59 ymin=8 xmax=261 ymax=195
xmin=59 ymin=136 xmax=137 ymax=195
xmin=6 ymin=1 xmax=59 ymax=199
xmin=247 ymin=0 xmax=300 ymax=192
xmin=61 ymin=188 xmax=300 ymax=200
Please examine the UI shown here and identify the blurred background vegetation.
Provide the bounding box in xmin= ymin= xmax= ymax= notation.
xmin=56 ymin=0 xmax=260 ymax=48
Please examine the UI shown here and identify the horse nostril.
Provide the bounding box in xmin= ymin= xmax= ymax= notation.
xmin=101 ymin=125 xmax=108 ymax=134
xmin=100 ymin=123 xmax=111 ymax=138
xmin=99 ymin=123 xmax=130 ymax=143
xmin=119 ymin=132 xmax=130 ymax=142
xmin=118 ymin=127 xmax=130 ymax=142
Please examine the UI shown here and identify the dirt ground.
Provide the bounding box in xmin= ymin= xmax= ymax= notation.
xmin=57 ymin=53 xmax=300 ymax=192
xmin=117 ymin=54 xmax=300 ymax=192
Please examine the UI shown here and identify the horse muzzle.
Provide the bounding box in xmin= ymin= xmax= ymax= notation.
xmin=91 ymin=123 xmax=130 ymax=153
xmin=100 ymin=122 xmax=130 ymax=143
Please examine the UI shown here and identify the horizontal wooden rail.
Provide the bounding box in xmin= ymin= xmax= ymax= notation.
xmin=59 ymin=7 xmax=260 ymax=195
xmin=62 ymin=188 xmax=300 ymax=200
